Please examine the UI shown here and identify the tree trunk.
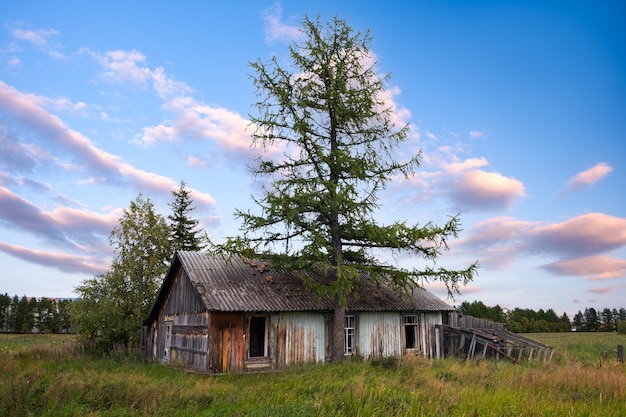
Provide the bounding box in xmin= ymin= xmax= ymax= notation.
xmin=331 ymin=299 xmax=345 ymax=362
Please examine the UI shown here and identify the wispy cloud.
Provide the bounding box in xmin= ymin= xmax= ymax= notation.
xmin=0 ymin=81 xmax=216 ymax=207
xmin=262 ymin=2 xmax=301 ymax=43
xmin=588 ymin=287 xmax=616 ymax=294
xmin=9 ymin=26 xmax=65 ymax=59
xmin=81 ymin=46 xmax=275 ymax=163
xmin=565 ymin=162 xmax=612 ymax=191
xmin=469 ymin=130 xmax=485 ymax=139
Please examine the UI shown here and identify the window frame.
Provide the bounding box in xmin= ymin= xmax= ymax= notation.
xmin=344 ymin=314 xmax=356 ymax=355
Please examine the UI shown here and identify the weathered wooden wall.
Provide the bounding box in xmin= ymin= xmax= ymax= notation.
xmin=358 ymin=312 xmax=403 ymax=359
xmin=152 ymin=267 xmax=209 ymax=369
xmin=420 ymin=312 xmax=444 ymax=358
xmin=274 ymin=312 xmax=326 ymax=368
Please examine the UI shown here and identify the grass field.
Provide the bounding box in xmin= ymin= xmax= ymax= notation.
xmin=1 ymin=332 xmax=625 ymax=416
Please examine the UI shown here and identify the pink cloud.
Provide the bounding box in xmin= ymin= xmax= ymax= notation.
xmin=423 ymin=281 xmax=482 ymax=300
xmin=0 ymin=185 xmax=118 ymax=254
xmin=0 ymin=241 xmax=108 ymax=275
xmin=532 ymin=213 xmax=626 ymax=257
xmin=541 ymin=255 xmax=626 ymax=280
xmin=589 ymin=287 xmax=616 ymax=294
xmin=566 ymin=162 xmax=612 ymax=191
xmin=459 ymin=213 xmax=626 ymax=280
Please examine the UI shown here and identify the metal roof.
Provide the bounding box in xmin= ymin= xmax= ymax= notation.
xmin=151 ymin=251 xmax=454 ymax=317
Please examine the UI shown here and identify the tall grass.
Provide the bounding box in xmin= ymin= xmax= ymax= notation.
xmin=1 ymin=333 xmax=625 ymax=416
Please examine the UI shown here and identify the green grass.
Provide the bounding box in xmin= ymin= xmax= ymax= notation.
xmin=1 ymin=333 xmax=625 ymax=416
xmin=527 ymin=331 xmax=626 ymax=365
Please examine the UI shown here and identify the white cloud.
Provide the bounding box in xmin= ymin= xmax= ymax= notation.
xmin=469 ymin=130 xmax=485 ymax=139
xmin=443 ymin=157 xmax=488 ymax=175
xmin=450 ymin=170 xmax=525 ymax=211
xmin=91 ymin=49 xmax=152 ymax=87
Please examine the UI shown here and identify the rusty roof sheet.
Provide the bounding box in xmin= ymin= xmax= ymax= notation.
xmin=172 ymin=251 xmax=453 ymax=313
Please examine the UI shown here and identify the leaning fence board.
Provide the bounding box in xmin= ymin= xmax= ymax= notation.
xmin=436 ymin=324 xmax=553 ymax=363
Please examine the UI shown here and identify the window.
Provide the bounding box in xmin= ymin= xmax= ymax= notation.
xmin=404 ymin=315 xmax=419 ymax=349
xmin=249 ymin=316 xmax=267 ymax=357
xmin=344 ymin=315 xmax=356 ymax=355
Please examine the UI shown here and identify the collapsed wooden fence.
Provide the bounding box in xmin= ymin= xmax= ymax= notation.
xmin=436 ymin=315 xmax=553 ymax=363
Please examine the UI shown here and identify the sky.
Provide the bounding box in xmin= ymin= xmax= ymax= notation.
xmin=0 ymin=0 xmax=624 ymax=317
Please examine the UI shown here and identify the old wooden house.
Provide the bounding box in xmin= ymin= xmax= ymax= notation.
xmin=142 ymin=251 xmax=455 ymax=373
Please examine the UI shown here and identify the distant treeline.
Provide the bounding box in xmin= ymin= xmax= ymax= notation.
xmin=456 ymin=300 xmax=626 ymax=333
xmin=0 ymin=293 xmax=73 ymax=334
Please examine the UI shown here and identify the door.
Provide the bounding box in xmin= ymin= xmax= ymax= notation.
xmin=164 ymin=321 xmax=173 ymax=362
xmin=221 ymin=327 xmax=230 ymax=371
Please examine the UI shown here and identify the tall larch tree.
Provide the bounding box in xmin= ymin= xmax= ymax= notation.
xmin=222 ymin=16 xmax=477 ymax=361
xmin=168 ymin=180 xmax=206 ymax=252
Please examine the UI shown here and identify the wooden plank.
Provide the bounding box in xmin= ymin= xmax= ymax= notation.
xmin=172 ymin=346 xmax=207 ymax=355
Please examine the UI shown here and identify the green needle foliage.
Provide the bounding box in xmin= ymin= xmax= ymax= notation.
xmin=168 ymin=180 xmax=206 ymax=252
xmin=217 ymin=16 xmax=477 ymax=361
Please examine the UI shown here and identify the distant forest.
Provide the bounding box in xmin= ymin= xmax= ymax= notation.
xmin=456 ymin=300 xmax=626 ymax=333
xmin=3 ymin=293 xmax=626 ymax=335
xmin=0 ymin=294 xmax=72 ymax=334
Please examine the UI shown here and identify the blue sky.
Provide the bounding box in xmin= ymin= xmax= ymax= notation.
xmin=0 ymin=0 xmax=624 ymax=317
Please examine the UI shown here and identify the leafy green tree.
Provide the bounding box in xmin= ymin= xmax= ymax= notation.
xmin=559 ymin=312 xmax=571 ymax=331
xmin=37 ymin=297 xmax=55 ymax=333
xmin=57 ymin=299 xmax=73 ymax=333
xmin=168 ymin=180 xmax=206 ymax=252
xmin=15 ymin=296 xmax=30 ymax=333
xmin=456 ymin=300 xmax=505 ymax=323
xmin=0 ymin=293 xmax=10 ymax=331
xmin=27 ymin=297 xmax=39 ymax=332
xmin=7 ymin=295 xmax=19 ymax=332
xmin=601 ymin=308 xmax=614 ymax=331
xmin=222 ymin=16 xmax=477 ymax=361
xmin=584 ymin=307 xmax=599 ymax=332
xmin=572 ymin=310 xmax=584 ymax=332
xmin=72 ymin=194 xmax=171 ymax=352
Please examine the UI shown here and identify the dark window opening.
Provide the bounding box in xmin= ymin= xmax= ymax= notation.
xmin=249 ymin=316 xmax=266 ymax=357
xmin=404 ymin=315 xmax=418 ymax=349
xmin=405 ymin=325 xmax=416 ymax=349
